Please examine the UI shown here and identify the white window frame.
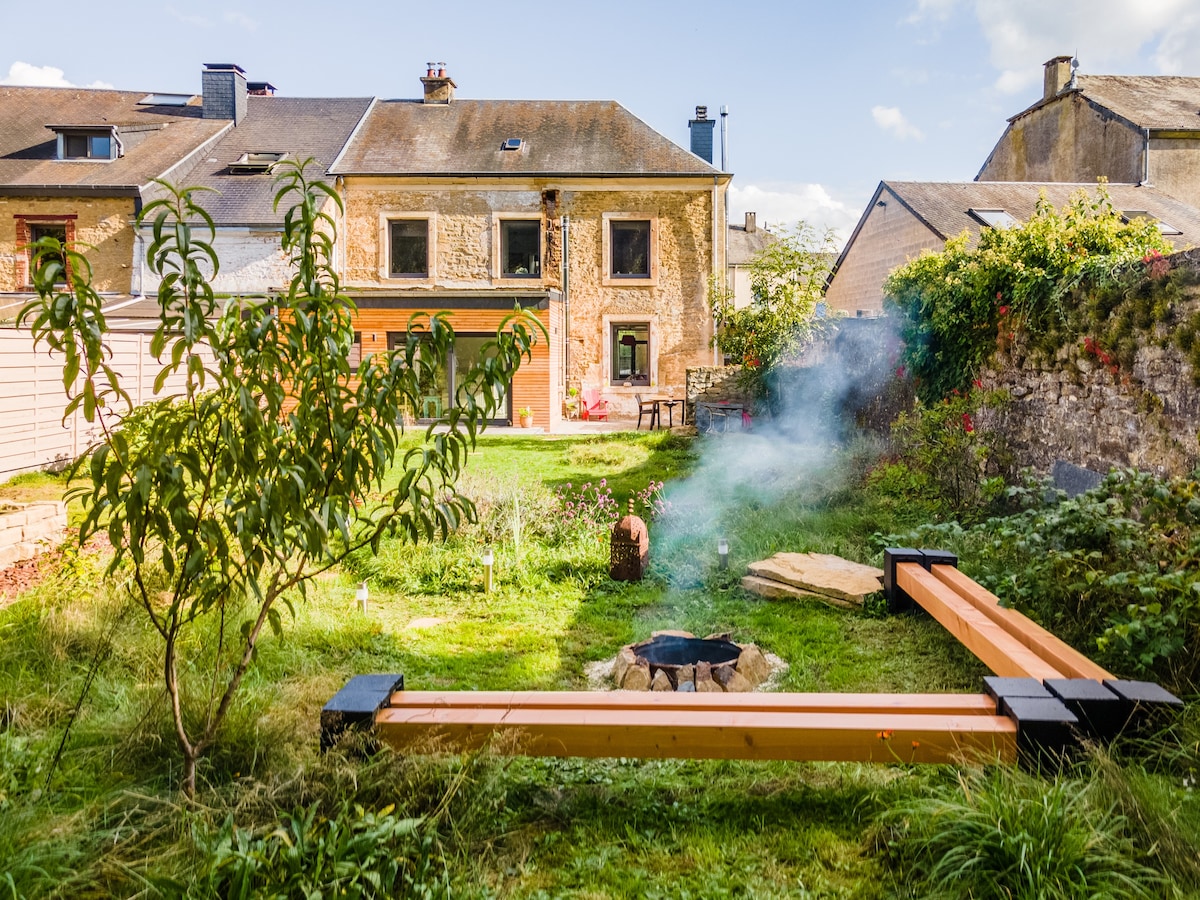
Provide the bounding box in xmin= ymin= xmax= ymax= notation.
xmin=379 ymin=212 xmax=437 ymax=281
xmin=491 ymin=214 xmax=543 ymax=282
xmin=601 ymin=212 xmax=658 ymax=286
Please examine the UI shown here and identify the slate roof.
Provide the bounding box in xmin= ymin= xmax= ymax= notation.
xmin=166 ymin=96 xmax=373 ymax=224
xmin=727 ymin=223 xmax=776 ymax=266
xmin=879 ymin=180 xmax=1200 ymax=249
xmin=1009 ymin=75 xmax=1200 ymax=131
xmin=0 ymin=86 xmax=230 ymax=194
xmin=331 ymin=99 xmax=720 ymax=177
xmin=1075 ymin=75 xmax=1200 ymax=130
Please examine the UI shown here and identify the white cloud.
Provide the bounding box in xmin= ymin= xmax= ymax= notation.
xmin=972 ymin=0 xmax=1198 ymax=93
xmin=167 ymin=6 xmax=210 ymax=27
xmin=0 ymin=61 xmax=113 ymax=89
xmin=905 ymin=0 xmax=961 ymax=23
xmin=728 ymin=183 xmax=862 ymax=247
xmin=224 ymin=11 xmax=258 ymax=31
xmin=871 ymin=105 xmax=925 ymax=141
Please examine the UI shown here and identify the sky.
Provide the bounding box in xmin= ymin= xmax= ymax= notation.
xmin=4 ymin=0 xmax=1200 ymax=245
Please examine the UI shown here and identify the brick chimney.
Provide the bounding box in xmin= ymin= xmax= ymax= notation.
xmin=421 ymin=62 xmax=456 ymax=104
xmin=689 ymin=105 xmax=715 ymax=163
xmin=745 ymin=212 xmax=757 ymax=234
xmin=202 ymin=63 xmax=247 ymax=124
xmin=1043 ymin=55 xmax=1074 ymax=101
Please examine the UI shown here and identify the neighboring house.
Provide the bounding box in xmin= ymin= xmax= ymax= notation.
xmin=329 ymin=67 xmax=730 ymax=427
xmin=825 ymin=180 xmax=1200 ymax=316
xmin=726 ymin=212 xmax=775 ymax=309
xmin=137 ymin=69 xmax=372 ymax=297
xmin=979 ymin=57 xmax=1200 ymax=207
xmin=0 ymin=80 xmax=233 ymax=318
xmin=826 ymin=55 xmax=1200 ymax=317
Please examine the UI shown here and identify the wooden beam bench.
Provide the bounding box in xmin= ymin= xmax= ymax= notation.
xmin=320 ymin=551 xmax=1181 ymax=766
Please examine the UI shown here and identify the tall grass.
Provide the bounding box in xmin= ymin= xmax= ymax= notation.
xmin=875 ymin=765 xmax=1164 ymax=899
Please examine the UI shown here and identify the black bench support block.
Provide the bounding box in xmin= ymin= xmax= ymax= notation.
xmin=883 ymin=548 xmax=959 ymax=613
xmin=321 ymin=673 xmax=404 ymax=752
xmin=983 ymin=676 xmax=1052 ymax=712
xmin=1045 ymin=678 xmax=1124 ymax=741
xmin=1103 ymin=679 xmax=1184 ymax=733
xmin=883 ymin=548 xmax=923 ymax=613
xmin=999 ymin=695 xmax=1079 ymax=769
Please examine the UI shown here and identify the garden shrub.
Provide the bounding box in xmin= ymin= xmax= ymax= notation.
xmin=880 ymin=469 xmax=1200 ymax=693
xmin=871 ymin=386 xmax=1013 ymax=517
xmin=885 ymin=186 xmax=1170 ymax=403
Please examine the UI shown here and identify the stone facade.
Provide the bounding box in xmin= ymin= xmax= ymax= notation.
xmin=0 ymin=196 xmax=134 ymax=295
xmin=977 ymin=93 xmax=1145 ymax=187
xmin=340 ymin=179 xmax=722 ymax=419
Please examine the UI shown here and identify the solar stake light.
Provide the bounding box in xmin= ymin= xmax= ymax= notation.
xmin=355 ymin=581 xmax=369 ymax=614
xmin=481 ymin=547 xmax=494 ymax=593
xmin=718 ymin=537 xmax=729 ymax=570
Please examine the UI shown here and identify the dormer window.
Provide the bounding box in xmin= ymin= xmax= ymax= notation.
xmin=47 ymin=125 xmax=119 ymax=161
xmin=968 ymin=208 xmax=1018 ymax=229
xmin=229 ymin=152 xmax=288 ymax=174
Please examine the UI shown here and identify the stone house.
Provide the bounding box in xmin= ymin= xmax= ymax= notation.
xmin=1 ymin=63 xmax=728 ymax=437
xmin=329 ymin=68 xmax=729 ymax=428
xmin=978 ymin=56 xmax=1200 ymax=207
xmin=726 ymin=212 xmax=775 ymax=310
xmin=825 ymin=180 xmax=1200 ymax=317
xmin=0 ymin=81 xmax=232 ymax=318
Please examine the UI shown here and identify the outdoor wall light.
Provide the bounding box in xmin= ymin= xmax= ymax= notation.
xmin=718 ymin=538 xmax=729 ymax=570
xmin=356 ymin=580 xmax=369 ymax=613
xmin=481 ymin=547 xmax=495 ymax=593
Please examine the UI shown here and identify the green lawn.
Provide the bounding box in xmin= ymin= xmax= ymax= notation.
xmin=0 ymin=430 xmax=1193 ymax=898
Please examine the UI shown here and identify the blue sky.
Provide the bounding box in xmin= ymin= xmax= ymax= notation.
xmin=4 ymin=0 xmax=1200 ymax=243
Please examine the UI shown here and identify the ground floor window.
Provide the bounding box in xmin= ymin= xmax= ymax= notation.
xmin=611 ymin=323 xmax=650 ymax=386
xmin=387 ymin=332 xmax=511 ymax=422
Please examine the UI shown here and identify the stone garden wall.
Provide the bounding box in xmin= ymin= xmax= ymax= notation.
xmin=0 ymin=501 xmax=66 ymax=570
xmin=981 ymin=312 xmax=1200 ymax=477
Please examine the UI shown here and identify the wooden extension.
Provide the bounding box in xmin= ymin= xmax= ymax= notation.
xmin=374 ymin=690 xmax=1017 ymax=765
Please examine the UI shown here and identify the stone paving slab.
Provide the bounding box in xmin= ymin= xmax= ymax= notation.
xmin=745 ymin=552 xmax=884 ymax=605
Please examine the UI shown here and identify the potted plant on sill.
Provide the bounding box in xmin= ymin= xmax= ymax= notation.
xmin=518 ymin=406 xmax=534 ymax=428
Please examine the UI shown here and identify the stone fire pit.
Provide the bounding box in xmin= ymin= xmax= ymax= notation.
xmin=608 ymin=630 xmax=776 ymax=692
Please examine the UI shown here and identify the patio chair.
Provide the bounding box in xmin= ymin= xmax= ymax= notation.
xmin=635 ymin=393 xmax=658 ymax=430
xmin=581 ymin=388 xmax=610 ymax=421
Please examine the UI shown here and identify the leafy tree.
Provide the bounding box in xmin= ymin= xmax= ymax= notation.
xmin=884 ymin=185 xmax=1170 ymax=403
xmin=20 ymin=163 xmax=540 ymax=794
xmin=710 ymin=222 xmax=838 ymax=398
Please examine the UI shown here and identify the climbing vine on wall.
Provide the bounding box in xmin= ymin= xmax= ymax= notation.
xmin=883 ymin=186 xmax=1171 ymax=403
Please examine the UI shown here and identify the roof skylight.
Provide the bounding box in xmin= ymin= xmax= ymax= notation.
xmin=228 ymin=152 xmax=288 ymax=174
xmin=968 ymin=208 xmax=1018 ymax=229
xmin=1123 ymin=211 xmax=1182 ymax=235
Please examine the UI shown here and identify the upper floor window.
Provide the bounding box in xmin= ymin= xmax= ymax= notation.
xmin=611 ymin=220 xmax=651 ymax=277
xmin=500 ymin=220 xmax=540 ymax=277
xmin=389 ymin=219 xmax=429 ymax=277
